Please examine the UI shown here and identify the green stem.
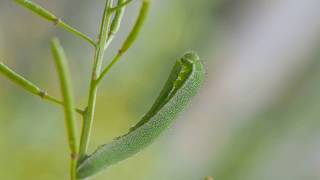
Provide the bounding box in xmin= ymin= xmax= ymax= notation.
xmin=51 ymin=38 xmax=78 ymax=180
xmin=78 ymin=0 xmax=114 ymax=160
xmin=0 ymin=62 xmax=84 ymax=115
xmin=16 ymin=0 xmax=96 ymax=47
xmin=44 ymin=95 xmax=84 ymax=115
xmin=57 ymin=21 xmax=96 ymax=47
xmin=96 ymin=53 xmax=122 ymax=84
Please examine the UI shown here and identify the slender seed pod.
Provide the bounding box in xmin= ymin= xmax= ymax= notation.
xmin=77 ymin=52 xmax=205 ymax=179
xmin=51 ymin=38 xmax=78 ymax=180
xmin=104 ymin=0 xmax=127 ymax=49
xmin=109 ymin=0 xmax=126 ymax=37
xmin=16 ymin=0 xmax=57 ymax=22
xmin=119 ymin=0 xmax=149 ymax=53
xmin=0 ymin=62 xmax=42 ymax=96
xmin=51 ymin=38 xmax=78 ymax=156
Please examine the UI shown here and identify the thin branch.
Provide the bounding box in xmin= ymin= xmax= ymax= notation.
xmin=56 ymin=20 xmax=96 ymax=47
xmin=0 ymin=62 xmax=84 ymax=115
xmin=96 ymin=53 xmax=121 ymax=84
xmin=16 ymin=0 xmax=96 ymax=47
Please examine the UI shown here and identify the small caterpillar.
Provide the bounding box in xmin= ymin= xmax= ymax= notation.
xmin=77 ymin=52 xmax=205 ymax=179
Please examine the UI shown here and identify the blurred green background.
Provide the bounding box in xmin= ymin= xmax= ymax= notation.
xmin=1 ymin=0 xmax=320 ymax=179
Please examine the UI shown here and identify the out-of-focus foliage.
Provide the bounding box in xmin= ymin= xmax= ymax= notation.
xmin=1 ymin=0 xmax=320 ymax=180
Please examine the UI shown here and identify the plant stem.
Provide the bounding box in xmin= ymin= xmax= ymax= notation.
xmin=16 ymin=0 xmax=96 ymax=47
xmin=96 ymin=53 xmax=122 ymax=84
xmin=51 ymin=38 xmax=78 ymax=180
xmin=57 ymin=21 xmax=96 ymax=47
xmin=44 ymin=95 xmax=84 ymax=115
xmin=78 ymin=0 xmax=114 ymax=160
xmin=78 ymin=0 xmax=150 ymax=160
xmin=0 ymin=61 xmax=84 ymax=114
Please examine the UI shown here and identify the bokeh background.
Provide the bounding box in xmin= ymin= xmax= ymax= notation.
xmin=1 ymin=0 xmax=320 ymax=179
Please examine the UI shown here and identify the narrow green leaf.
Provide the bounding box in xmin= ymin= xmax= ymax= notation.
xmin=51 ymin=38 xmax=78 ymax=180
xmin=77 ymin=52 xmax=205 ymax=179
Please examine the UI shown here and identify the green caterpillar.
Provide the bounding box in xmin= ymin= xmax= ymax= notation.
xmin=77 ymin=52 xmax=205 ymax=179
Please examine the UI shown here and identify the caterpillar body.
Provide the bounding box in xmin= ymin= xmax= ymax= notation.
xmin=77 ymin=52 xmax=205 ymax=179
